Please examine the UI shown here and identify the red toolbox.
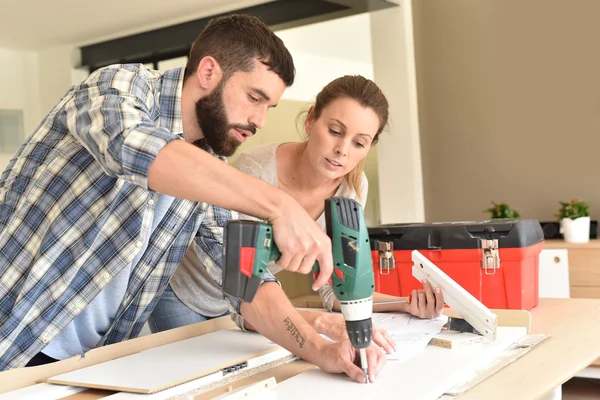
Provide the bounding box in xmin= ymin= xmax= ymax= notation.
xmin=368 ymin=219 xmax=544 ymax=310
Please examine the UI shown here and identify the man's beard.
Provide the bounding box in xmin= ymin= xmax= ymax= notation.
xmin=194 ymin=82 xmax=256 ymax=157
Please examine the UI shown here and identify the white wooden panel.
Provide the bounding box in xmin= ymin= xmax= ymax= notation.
xmin=48 ymin=329 xmax=288 ymax=394
xmin=103 ymin=371 xmax=223 ymax=399
xmin=539 ymin=249 xmax=570 ymax=298
xmin=0 ymin=383 xmax=85 ymax=400
xmin=103 ymin=348 xmax=294 ymax=399
xmin=412 ymin=250 xmax=498 ymax=341
xmin=252 ymin=327 xmax=527 ymax=400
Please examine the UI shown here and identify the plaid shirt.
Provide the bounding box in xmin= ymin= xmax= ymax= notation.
xmin=0 ymin=64 xmax=275 ymax=370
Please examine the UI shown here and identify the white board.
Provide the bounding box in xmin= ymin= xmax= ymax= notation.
xmin=0 ymin=383 xmax=85 ymax=400
xmin=102 ymin=371 xmax=224 ymax=399
xmin=48 ymin=329 xmax=290 ymax=394
xmin=249 ymin=327 xmax=527 ymax=400
xmin=412 ymin=250 xmax=498 ymax=341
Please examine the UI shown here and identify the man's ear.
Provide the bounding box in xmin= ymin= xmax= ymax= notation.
xmin=195 ymin=56 xmax=223 ymax=90
xmin=304 ymin=106 xmax=315 ymax=135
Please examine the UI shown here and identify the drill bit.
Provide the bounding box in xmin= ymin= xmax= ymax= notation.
xmin=359 ymin=348 xmax=369 ymax=383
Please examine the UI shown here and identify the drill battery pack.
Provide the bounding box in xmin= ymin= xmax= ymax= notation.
xmin=368 ymin=219 xmax=544 ymax=310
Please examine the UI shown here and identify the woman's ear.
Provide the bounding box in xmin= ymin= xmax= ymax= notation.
xmin=304 ymin=106 xmax=315 ymax=135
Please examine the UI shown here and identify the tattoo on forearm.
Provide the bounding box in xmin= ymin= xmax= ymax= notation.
xmin=283 ymin=316 xmax=306 ymax=348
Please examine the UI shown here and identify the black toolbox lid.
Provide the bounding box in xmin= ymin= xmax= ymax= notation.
xmin=368 ymin=219 xmax=544 ymax=250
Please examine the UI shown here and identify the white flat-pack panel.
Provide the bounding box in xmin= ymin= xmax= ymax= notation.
xmin=48 ymin=329 xmax=288 ymax=394
xmin=103 ymin=371 xmax=223 ymax=399
xmin=412 ymin=250 xmax=498 ymax=341
xmin=253 ymin=326 xmax=527 ymax=400
xmin=0 ymin=383 xmax=85 ymax=400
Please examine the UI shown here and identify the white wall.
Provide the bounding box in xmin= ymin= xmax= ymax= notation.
xmin=275 ymin=13 xmax=374 ymax=102
xmin=38 ymin=45 xmax=88 ymax=116
xmin=413 ymin=0 xmax=600 ymax=222
xmin=370 ymin=3 xmax=425 ymax=224
xmin=0 ymin=48 xmax=41 ymax=138
xmin=0 ymin=47 xmax=41 ymax=170
xmin=0 ymin=45 xmax=86 ymax=172
xmin=278 ymin=50 xmax=373 ymax=102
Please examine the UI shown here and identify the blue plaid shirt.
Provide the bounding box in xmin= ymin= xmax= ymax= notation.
xmin=0 ymin=64 xmax=275 ymax=370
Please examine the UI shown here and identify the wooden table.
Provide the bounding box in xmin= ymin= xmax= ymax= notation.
xmin=287 ymin=296 xmax=600 ymax=399
xmin=3 ymin=298 xmax=599 ymax=400
xmin=458 ymin=298 xmax=600 ymax=399
xmin=199 ymin=297 xmax=600 ymax=399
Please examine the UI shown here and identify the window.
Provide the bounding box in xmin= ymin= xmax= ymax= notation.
xmin=0 ymin=109 xmax=24 ymax=153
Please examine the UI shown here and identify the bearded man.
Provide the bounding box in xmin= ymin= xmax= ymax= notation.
xmin=0 ymin=14 xmax=385 ymax=383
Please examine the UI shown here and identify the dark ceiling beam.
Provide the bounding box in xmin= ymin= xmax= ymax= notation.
xmin=80 ymin=0 xmax=397 ymax=71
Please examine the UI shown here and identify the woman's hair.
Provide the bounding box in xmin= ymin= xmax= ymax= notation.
xmin=301 ymin=75 xmax=389 ymax=199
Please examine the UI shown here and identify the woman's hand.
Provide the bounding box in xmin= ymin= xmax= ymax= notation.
xmin=403 ymin=279 xmax=444 ymax=319
xmin=314 ymin=312 xmax=396 ymax=355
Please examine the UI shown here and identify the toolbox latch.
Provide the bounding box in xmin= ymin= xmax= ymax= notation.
xmin=378 ymin=241 xmax=395 ymax=275
xmin=481 ymin=239 xmax=500 ymax=274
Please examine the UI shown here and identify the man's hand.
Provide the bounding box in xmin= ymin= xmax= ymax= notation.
xmin=405 ymin=279 xmax=444 ymax=319
xmin=313 ymin=312 xmax=396 ymax=355
xmin=317 ymin=341 xmax=387 ymax=384
xmin=240 ymin=284 xmax=387 ymax=384
xmin=268 ymin=196 xmax=333 ymax=291
xmin=148 ymin=141 xmax=333 ymax=290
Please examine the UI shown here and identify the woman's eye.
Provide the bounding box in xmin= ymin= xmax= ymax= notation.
xmin=355 ymin=142 xmax=365 ymax=148
xmin=329 ymin=129 xmax=341 ymax=136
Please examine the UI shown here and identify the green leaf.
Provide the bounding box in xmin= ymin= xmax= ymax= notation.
xmin=556 ymin=199 xmax=590 ymax=220
xmin=484 ymin=201 xmax=521 ymax=219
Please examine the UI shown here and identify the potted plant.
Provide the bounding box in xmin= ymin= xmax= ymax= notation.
xmin=556 ymin=199 xmax=590 ymax=243
xmin=484 ymin=201 xmax=520 ymax=219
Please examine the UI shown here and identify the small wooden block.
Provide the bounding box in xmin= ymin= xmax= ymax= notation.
xmin=430 ymin=330 xmax=484 ymax=349
xmin=212 ymin=377 xmax=277 ymax=399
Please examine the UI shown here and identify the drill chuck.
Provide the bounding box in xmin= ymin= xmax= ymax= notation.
xmin=345 ymin=318 xmax=373 ymax=349
xmin=340 ymin=297 xmax=373 ymax=349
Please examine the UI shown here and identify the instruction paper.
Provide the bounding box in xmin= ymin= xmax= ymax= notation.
xmin=372 ymin=312 xmax=448 ymax=362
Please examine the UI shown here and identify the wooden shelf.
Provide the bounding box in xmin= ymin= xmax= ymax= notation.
xmin=543 ymin=239 xmax=600 ymax=249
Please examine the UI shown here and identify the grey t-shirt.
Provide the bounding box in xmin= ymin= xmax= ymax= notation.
xmin=169 ymin=143 xmax=368 ymax=316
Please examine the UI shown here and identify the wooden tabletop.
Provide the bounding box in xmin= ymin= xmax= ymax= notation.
xmin=457 ymin=298 xmax=600 ymax=400
xmin=201 ymin=297 xmax=600 ymax=399
xmin=3 ymin=298 xmax=599 ymax=400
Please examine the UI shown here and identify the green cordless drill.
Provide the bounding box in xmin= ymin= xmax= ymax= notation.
xmin=222 ymin=197 xmax=375 ymax=381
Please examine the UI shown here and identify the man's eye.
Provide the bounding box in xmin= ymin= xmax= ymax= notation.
xmin=249 ymin=95 xmax=259 ymax=103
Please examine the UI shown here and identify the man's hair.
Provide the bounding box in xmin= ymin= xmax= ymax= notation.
xmin=185 ymin=14 xmax=295 ymax=86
